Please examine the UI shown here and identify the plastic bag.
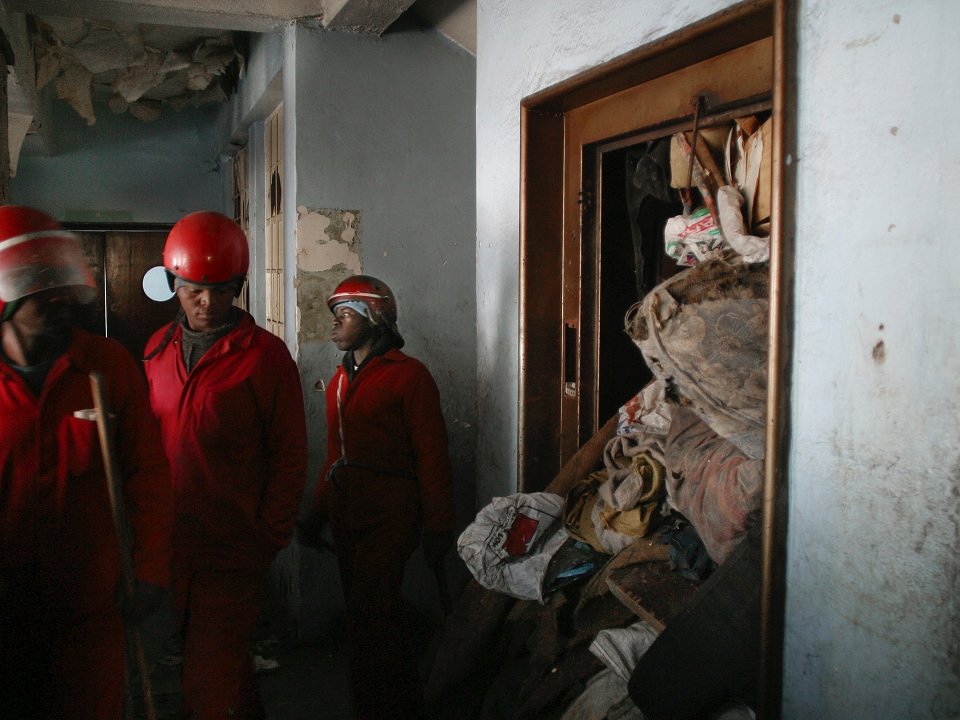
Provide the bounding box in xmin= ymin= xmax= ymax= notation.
xmin=616 ymin=379 xmax=673 ymax=438
xmin=716 ymin=185 xmax=769 ymax=263
xmin=457 ymin=492 xmax=569 ymax=602
xmin=663 ymin=207 xmax=724 ymax=267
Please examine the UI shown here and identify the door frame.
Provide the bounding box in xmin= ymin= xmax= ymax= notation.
xmin=518 ymin=0 xmax=795 ymax=716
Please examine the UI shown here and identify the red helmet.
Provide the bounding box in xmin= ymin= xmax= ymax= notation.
xmin=327 ymin=275 xmax=398 ymax=327
xmin=163 ymin=211 xmax=249 ymax=290
xmin=0 ymin=205 xmax=96 ymax=320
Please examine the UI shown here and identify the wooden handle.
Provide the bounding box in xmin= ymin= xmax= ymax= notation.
xmin=90 ymin=373 xmax=158 ymax=720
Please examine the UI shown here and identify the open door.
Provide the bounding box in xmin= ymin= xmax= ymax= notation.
xmin=519 ymin=1 xmax=794 ymax=716
xmin=520 ymin=10 xmax=774 ymax=480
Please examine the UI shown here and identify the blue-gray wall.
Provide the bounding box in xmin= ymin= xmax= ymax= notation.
xmin=12 ymin=93 xmax=221 ymax=223
xmin=280 ymin=23 xmax=477 ymax=634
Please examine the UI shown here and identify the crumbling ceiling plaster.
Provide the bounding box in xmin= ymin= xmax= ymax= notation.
xmin=33 ymin=15 xmax=243 ymax=125
xmin=0 ymin=0 xmax=475 ymax=169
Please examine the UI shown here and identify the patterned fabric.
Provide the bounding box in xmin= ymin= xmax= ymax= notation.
xmin=664 ymin=406 xmax=763 ymax=564
xmin=625 ymin=259 xmax=768 ymax=459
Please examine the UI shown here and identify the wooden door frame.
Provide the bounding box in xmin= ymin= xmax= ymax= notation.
xmin=518 ymin=0 xmax=795 ymax=716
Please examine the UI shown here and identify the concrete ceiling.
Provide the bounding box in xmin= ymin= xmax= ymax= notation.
xmin=0 ymin=0 xmax=474 ymax=171
xmin=2 ymin=0 xmax=475 ymax=45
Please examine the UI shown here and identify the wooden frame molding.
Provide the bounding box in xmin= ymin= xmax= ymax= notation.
xmin=519 ymin=1 xmax=793 ymax=716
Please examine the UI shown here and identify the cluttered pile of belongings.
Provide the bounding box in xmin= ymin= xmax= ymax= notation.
xmin=426 ymin=110 xmax=772 ymax=720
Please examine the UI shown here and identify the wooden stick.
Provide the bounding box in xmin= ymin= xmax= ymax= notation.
xmin=90 ymin=372 xmax=158 ymax=720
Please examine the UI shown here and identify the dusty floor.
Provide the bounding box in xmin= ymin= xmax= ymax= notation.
xmin=132 ymin=599 xmax=446 ymax=720
xmin=130 ymin=603 xmax=355 ymax=720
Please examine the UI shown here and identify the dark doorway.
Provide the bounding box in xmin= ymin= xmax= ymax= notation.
xmin=594 ymin=139 xmax=685 ymax=426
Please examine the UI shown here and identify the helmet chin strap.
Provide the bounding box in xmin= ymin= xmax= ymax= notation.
xmin=1 ymin=298 xmax=23 ymax=323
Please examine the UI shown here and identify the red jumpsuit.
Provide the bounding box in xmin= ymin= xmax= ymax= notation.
xmin=315 ymin=348 xmax=455 ymax=720
xmin=144 ymin=311 xmax=307 ymax=720
xmin=0 ymin=330 xmax=173 ymax=720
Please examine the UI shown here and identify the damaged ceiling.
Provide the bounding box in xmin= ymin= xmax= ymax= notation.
xmin=32 ymin=16 xmax=244 ymax=125
xmin=2 ymin=0 xmax=475 ymax=133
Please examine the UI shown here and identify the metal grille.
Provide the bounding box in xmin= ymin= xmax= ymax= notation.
xmin=264 ymin=105 xmax=284 ymax=338
xmin=232 ymin=145 xmax=250 ymax=311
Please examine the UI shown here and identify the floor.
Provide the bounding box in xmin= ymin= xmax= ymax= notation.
xmin=132 ymin=605 xmax=356 ymax=720
xmin=257 ymin=639 xmax=353 ymax=720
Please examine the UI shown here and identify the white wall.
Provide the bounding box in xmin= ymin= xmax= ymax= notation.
xmin=784 ymin=1 xmax=959 ymax=716
xmin=476 ymin=1 xmax=959 ymax=718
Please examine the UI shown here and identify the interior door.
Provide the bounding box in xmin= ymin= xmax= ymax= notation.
xmin=520 ymin=5 xmax=775 ymax=488
xmin=519 ymin=6 xmax=793 ymax=715
xmin=562 ymin=36 xmax=774 ymax=463
xmin=73 ymin=229 xmax=177 ymax=363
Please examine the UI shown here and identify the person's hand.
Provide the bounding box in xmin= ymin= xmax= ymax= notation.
xmin=422 ymin=529 xmax=453 ymax=568
xmin=120 ymin=580 xmax=168 ymax=626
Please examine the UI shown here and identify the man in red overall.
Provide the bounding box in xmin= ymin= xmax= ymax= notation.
xmin=144 ymin=211 xmax=308 ymax=719
xmin=0 ymin=205 xmax=173 ymax=719
xmin=313 ymin=275 xmax=456 ymax=719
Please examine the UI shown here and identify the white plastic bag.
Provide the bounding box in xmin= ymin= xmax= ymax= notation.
xmin=457 ymin=492 xmax=568 ymax=602
xmin=716 ymin=185 xmax=769 ymax=263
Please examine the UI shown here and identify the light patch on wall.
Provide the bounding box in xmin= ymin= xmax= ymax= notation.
xmin=296 ymin=206 xmax=362 ymax=273
xmin=295 ymin=206 xmax=363 ymax=344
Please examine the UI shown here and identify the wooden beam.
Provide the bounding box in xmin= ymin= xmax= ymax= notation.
xmin=320 ymin=0 xmax=416 ymax=33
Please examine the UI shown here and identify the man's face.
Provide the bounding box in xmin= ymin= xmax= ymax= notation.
xmin=331 ymin=306 xmax=374 ymax=352
xmin=9 ymin=288 xmax=77 ymax=341
xmin=177 ymin=283 xmax=235 ymax=332
xmin=1 ymin=287 xmax=79 ymax=365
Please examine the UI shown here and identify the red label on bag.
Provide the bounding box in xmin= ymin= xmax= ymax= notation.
xmin=502 ymin=512 xmax=540 ymax=557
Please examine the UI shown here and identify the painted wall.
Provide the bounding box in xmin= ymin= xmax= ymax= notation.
xmin=784 ymin=2 xmax=959 ymax=717
xmin=12 ymin=94 xmax=221 ymax=223
xmin=213 ymin=30 xmax=286 ymax=328
xmin=288 ymin=23 xmax=477 ymax=630
xmin=213 ymin=30 xmax=284 ymax=152
xmin=476 ymin=1 xmax=959 ymax=718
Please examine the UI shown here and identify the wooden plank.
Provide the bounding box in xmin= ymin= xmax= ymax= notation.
xmin=606 ymin=559 xmax=699 ymax=632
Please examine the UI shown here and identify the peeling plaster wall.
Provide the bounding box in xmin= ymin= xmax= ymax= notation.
xmin=295 ymin=206 xmax=362 ymax=343
xmin=12 ymin=93 xmax=221 ymax=222
xmin=289 ymin=23 xmax=476 ymax=628
xmin=477 ymin=1 xmax=959 ymax=717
